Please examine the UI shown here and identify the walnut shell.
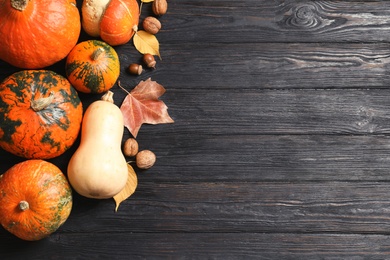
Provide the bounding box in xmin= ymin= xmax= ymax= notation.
xmin=136 ymin=150 xmax=156 ymax=169
xmin=123 ymin=138 xmax=139 ymax=157
xmin=152 ymin=0 xmax=167 ymax=16
xmin=143 ymin=16 xmax=161 ymax=35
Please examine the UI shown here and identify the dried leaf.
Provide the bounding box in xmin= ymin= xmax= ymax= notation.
xmin=141 ymin=0 xmax=154 ymax=2
xmin=133 ymin=30 xmax=160 ymax=58
xmin=120 ymin=78 xmax=174 ymax=137
xmin=113 ymin=164 xmax=138 ymax=212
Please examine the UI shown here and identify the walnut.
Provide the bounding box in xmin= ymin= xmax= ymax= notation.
xmin=143 ymin=16 xmax=162 ymax=35
xmin=152 ymin=0 xmax=167 ymax=16
xmin=123 ymin=138 xmax=139 ymax=157
xmin=136 ymin=150 xmax=156 ymax=169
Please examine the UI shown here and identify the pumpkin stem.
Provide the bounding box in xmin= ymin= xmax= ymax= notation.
xmin=101 ymin=91 xmax=114 ymax=103
xmin=19 ymin=201 xmax=29 ymax=211
xmin=91 ymin=47 xmax=105 ymax=61
xmin=11 ymin=0 xmax=29 ymax=11
xmin=31 ymin=91 xmax=55 ymax=111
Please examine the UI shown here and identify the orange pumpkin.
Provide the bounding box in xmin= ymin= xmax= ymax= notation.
xmin=0 ymin=0 xmax=81 ymax=69
xmin=99 ymin=0 xmax=140 ymax=46
xmin=0 ymin=70 xmax=83 ymax=159
xmin=81 ymin=0 xmax=139 ymax=46
xmin=0 ymin=160 xmax=73 ymax=241
xmin=65 ymin=40 xmax=120 ymax=94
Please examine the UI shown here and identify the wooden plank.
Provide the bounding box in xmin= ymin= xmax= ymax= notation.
xmin=142 ymin=88 xmax=390 ymax=135
xmin=3 ymin=88 xmax=390 ymax=180
xmin=152 ymin=42 xmax=390 ymax=89
xmin=1 ymin=1 xmax=390 ymax=258
xmin=135 ymin=134 xmax=390 ymax=182
xmin=0 ymin=181 xmax=384 ymax=234
xmin=1 ymin=232 xmax=390 ymax=259
xmin=2 ymin=43 xmax=390 ymax=89
xmin=164 ymin=0 xmax=390 ymax=43
xmin=2 ymin=133 xmax=390 ymax=182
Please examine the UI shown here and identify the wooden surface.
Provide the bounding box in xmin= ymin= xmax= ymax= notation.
xmin=3 ymin=0 xmax=390 ymax=258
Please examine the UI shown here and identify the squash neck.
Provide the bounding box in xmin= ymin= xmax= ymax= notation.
xmin=101 ymin=91 xmax=114 ymax=103
xmin=11 ymin=0 xmax=29 ymax=11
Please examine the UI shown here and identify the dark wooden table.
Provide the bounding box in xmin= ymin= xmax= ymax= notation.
xmin=3 ymin=0 xmax=390 ymax=258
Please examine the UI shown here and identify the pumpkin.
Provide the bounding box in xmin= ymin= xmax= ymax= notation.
xmin=67 ymin=91 xmax=128 ymax=199
xmin=0 ymin=70 xmax=83 ymax=159
xmin=66 ymin=40 xmax=120 ymax=94
xmin=82 ymin=0 xmax=139 ymax=46
xmin=0 ymin=0 xmax=81 ymax=69
xmin=0 ymin=159 xmax=73 ymax=241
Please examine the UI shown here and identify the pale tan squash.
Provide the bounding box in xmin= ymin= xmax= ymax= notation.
xmin=67 ymin=91 xmax=128 ymax=199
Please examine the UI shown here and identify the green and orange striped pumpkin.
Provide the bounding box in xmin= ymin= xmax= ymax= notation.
xmin=65 ymin=40 xmax=120 ymax=94
xmin=0 ymin=159 xmax=73 ymax=241
xmin=0 ymin=70 xmax=83 ymax=159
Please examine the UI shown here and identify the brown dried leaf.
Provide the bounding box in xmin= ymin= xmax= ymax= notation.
xmin=120 ymin=78 xmax=174 ymax=138
xmin=113 ymin=164 xmax=138 ymax=212
xmin=133 ymin=30 xmax=161 ymax=58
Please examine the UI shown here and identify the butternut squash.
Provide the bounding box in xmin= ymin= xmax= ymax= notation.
xmin=67 ymin=91 xmax=128 ymax=199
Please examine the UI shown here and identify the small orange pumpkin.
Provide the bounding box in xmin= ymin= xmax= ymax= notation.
xmin=0 ymin=0 xmax=81 ymax=69
xmin=82 ymin=0 xmax=139 ymax=46
xmin=0 ymin=70 xmax=83 ymax=159
xmin=65 ymin=40 xmax=120 ymax=94
xmin=99 ymin=0 xmax=140 ymax=46
xmin=0 ymin=160 xmax=73 ymax=241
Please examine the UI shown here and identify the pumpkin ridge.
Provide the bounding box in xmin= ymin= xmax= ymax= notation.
xmin=69 ymin=60 xmax=105 ymax=93
xmin=81 ymin=63 xmax=102 ymax=93
xmin=118 ymin=0 xmax=134 ymax=20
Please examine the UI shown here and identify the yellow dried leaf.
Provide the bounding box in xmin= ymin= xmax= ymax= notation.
xmin=142 ymin=0 xmax=154 ymax=2
xmin=133 ymin=30 xmax=161 ymax=58
xmin=113 ymin=164 xmax=138 ymax=212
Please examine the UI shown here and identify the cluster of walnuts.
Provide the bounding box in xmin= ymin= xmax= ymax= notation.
xmin=123 ymin=138 xmax=156 ymax=170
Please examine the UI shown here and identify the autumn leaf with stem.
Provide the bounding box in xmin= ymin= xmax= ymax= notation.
xmin=133 ymin=0 xmax=161 ymax=58
xmin=133 ymin=25 xmax=161 ymax=59
xmin=119 ymin=78 xmax=174 ymax=138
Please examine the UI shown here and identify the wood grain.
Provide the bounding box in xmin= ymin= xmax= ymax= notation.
xmin=161 ymin=89 xmax=390 ymax=135
xmin=152 ymin=43 xmax=390 ymax=89
xmin=2 ymin=181 xmax=390 ymax=235
xmin=1 ymin=0 xmax=390 ymax=259
xmin=138 ymin=134 xmax=390 ymax=182
xmin=2 ymin=233 xmax=390 ymax=259
xmin=58 ymin=181 xmax=390 ymax=234
xmin=164 ymin=0 xmax=390 ymax=43
xmin=0 ymin=233 xmax=389 ymax=260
